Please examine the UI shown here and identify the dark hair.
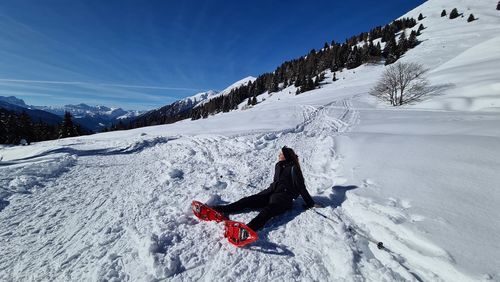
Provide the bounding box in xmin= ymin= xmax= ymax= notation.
xmin=282 ymin=146 xmax=305 ymax=182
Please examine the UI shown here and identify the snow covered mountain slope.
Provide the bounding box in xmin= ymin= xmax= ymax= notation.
xmin=195 ymin=76 xmax=256 ymax=108
xmin=131 ymin=78 xmax=255 ymax=129
xmin=1 ymin=0 xmax=499 ymax=281
xmin=130 ymin=90 xmax=219 ymax=129
xmin=397 ymin=0 xmax=500 ymax=111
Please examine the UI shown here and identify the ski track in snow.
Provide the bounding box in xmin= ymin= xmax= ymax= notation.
xmin=0 ymin=97 xmax=477 ymax=281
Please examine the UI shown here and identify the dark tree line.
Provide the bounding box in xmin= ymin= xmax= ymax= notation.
xmin=190 ymin=17 xmax=419 ymax=119
xmin=0 ymin=109 xmax=90 ymax=144
xmin=114 ymin=16 xmax=421 ymax=130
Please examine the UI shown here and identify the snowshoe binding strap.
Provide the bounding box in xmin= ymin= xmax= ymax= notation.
xmin=224 ymin=220 xmax=258 ymax=247
xmin=191 ymin=200 xmax=227 ymax=222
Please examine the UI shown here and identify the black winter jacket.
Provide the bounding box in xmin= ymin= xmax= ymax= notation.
xmin=258 ymin=160 xmax=315 ymax=207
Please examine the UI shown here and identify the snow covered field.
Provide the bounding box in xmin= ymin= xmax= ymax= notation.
xmin=1 ymin=0 xmax=500 ymax=281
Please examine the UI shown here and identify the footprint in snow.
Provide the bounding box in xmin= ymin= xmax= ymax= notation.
xmin=168 ymin=168 xmax=184 ymax=180
xmin=362 ymin=178 xmax=376 ymax=187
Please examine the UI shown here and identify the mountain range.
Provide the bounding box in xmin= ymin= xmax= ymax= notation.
xmin=0 ymin=76 xmax=256 ymax=132
xmin=0 ymin=96 xmax=143 ymax=132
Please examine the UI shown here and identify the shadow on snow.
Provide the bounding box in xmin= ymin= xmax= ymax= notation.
xmin=0 ymin=136 xmax=175 ymax=166
xmin=246 ymin=185 xmax=358 ymax=255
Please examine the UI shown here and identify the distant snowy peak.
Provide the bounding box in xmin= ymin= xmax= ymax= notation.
xmin=181 ymin=90 xmax=219 ymax=107
xmin=134 ymin=90 xmax=219 ymax=122
xmin=195 ymin=76 xmax=256 ymax=108
xmin=35 ymin=103 xmax=142 ymax=119
xmin=0 ymin=96 xmax=28 ymax=108
xmin=162 ymin=90 xmax=219 ymax=115
xmin=116 ymin=110 xmax=143 ymax=120
xmin=220 ymin=76 xmax=256 ymax=95
xmin=181 ymin=76 xmax=257 ymax=108
xmin=131 ymin=76 xmax=257 ymax=126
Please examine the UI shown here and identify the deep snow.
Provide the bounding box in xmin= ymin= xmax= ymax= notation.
xmin=1 ymin=0 xmax=500 ymax=281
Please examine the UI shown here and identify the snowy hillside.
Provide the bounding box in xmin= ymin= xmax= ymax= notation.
xmin=182 ymin=90 xmax=219 ymax=106
xmin=195 ymin=76 xmax=256 ymax=108
xmin=397 ymin=0 xmax=500 ymax=111
xmin=131 ymin=78 xmax=255 ymax=129
xmin=1 ymin=0 xmax=500 ymax=281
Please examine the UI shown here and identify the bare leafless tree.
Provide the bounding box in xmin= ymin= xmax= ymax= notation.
xmin=371 ymin=61 xmax=430 ymax=106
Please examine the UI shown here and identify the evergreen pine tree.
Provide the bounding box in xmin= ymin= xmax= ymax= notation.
xmin=251 ymin=95 xmax=257 ymax=105
xmin=18 ymin=111 xmax=33 ymax=144
xmin=319 ymin=72 xmax=325 ymax=82
xmin=247 ymin=97 xmax=252 ymax=105
xmin=294 ymin=74 xmax=304 ymax=87
xmin=0 ymin=115 xmax=6 ymax=143
xmin=382 ymin=33 xmax=397 ymax=58
xmin=346 ymin=46 xmax=362 ymax=69
xmin=467 ymin=14 xmax=475 ymax=22
xmin=398 ymin=31 xmax=409 ymax=54
xmin=450 ymin=8 xmax=459 ymax=19
xmin=418 ymin=13 xmax=424 ymax=20
xmin=59 ymin=111 xmax=77 ymax=138
xmin=308 ymin=77 xmax=315 ymax=90
xmin=4 ymin=113 xmax=18 ymax=144
xmin=441 ymin=9 xmax=447 ymax=17
xmin=418 ymin=24 xmax=425 ymax=31
xmin=299 ymin=77 xmax=315 ymax=93
xmin=497 ymin=1 xmax=500 ymax=10
xmin=384 ymin=34 xmax=399 ymax=65
xmin=408 ymin=30 xmax=418 ymax=48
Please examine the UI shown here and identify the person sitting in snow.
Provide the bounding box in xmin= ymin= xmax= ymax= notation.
xmin=212 ymin=146 xmax=319 ymax=233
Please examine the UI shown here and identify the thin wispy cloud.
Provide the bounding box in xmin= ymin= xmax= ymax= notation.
xmin=0 ymin=78 xmax=194 ymax=110
xmin=0 ymin=78 xmax=204 ymax=91
xmin=0 ymin=0 xmax=425 ymax=110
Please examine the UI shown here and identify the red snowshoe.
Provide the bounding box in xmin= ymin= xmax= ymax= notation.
xmin=191 ymin=200 xmax=228 ymax=222
xmin=224 ymin=220 xmax=258 ymax=247
xmin=192 ymin=200 xmax=258 ymax=247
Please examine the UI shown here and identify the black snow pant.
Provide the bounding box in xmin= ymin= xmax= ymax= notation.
xmin=216 ymin=193 xmax=292 ymax=231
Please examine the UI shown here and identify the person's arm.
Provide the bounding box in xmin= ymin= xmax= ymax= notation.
xmin=258 ymin=162 xmax=280 ymax=195
xmin=292 ymin=166 xmax=315 ymax=208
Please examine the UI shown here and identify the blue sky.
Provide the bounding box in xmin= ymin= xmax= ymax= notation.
xmin=0 ymin=0 xmax=425 ymax=110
